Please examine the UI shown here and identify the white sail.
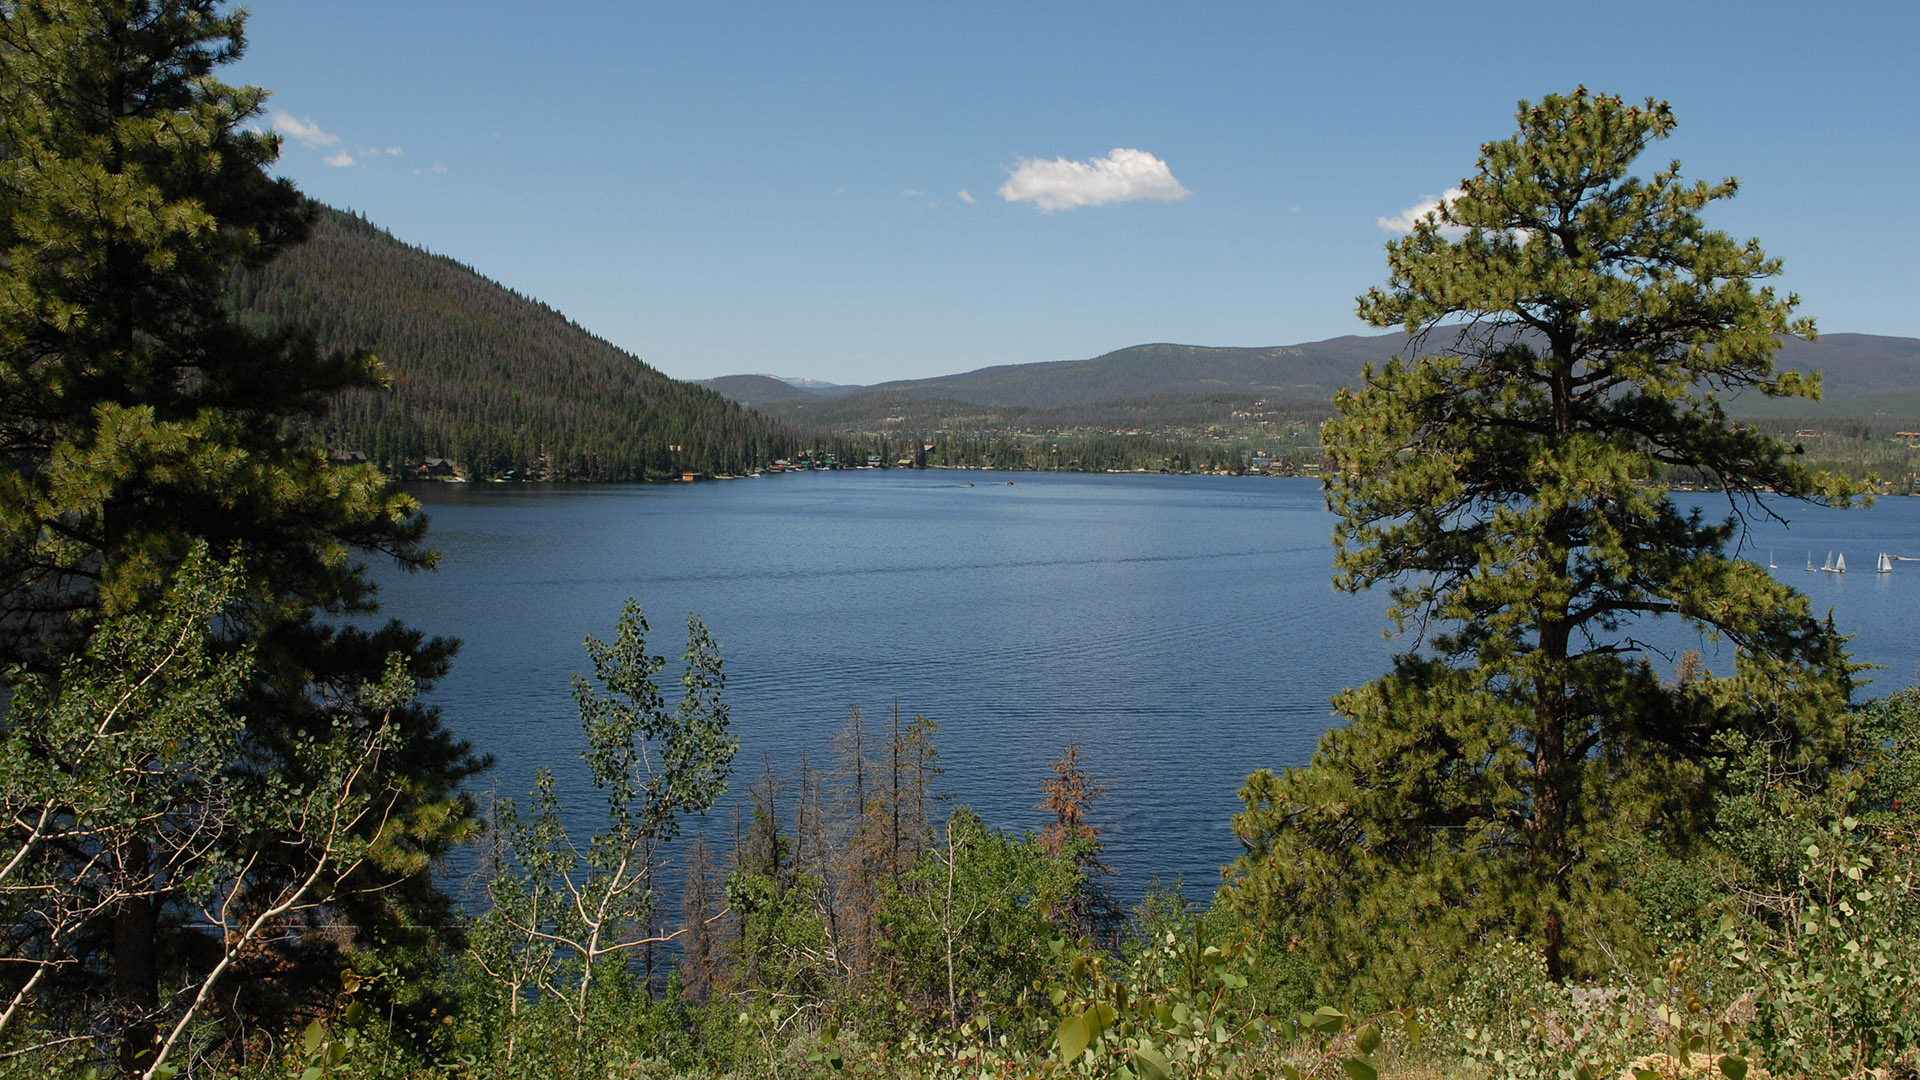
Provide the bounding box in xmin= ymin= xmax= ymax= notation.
xmin=1836 ymin=552 xmax=1847 ymax=573
xmin=1879 ymin=552 xmax=1893 ymax=573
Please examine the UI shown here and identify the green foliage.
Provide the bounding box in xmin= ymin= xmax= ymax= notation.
xmin=1705 ymin=690 xmax=1920 ymax=1076
xmin=0 ymin=5 xmax=486 ymax=1069
xmin=0 ymin=0 xmax=419 ymax=632
xmin=575 ymin=602 xmax=734 ymax=844
xmin=1224 ymin=87 xmax=1861 ymax=1001
xmin=147 ymin=683 xmax=1907 ymax=1080
xmin=0 ymin=546 xmax=251 ymax=1039
xmin=878 ymin=807 xmax=1080 ymax=1026
xmin=725 ymin=869 xmax=838 ymax=1013
xmin=1435 ymin=942 xmax=1680 ymax=1080
xmin=0 ymin=547 xmax=438 ymax=1079
xmin=471 ymin=601 xmax=735 ymax=1072
xmin=1401 ymin=693 xmax=1920 ymax=1080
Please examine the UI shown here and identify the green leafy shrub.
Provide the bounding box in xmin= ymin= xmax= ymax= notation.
xmin=1707 ymin=690 xmax=1920 ymax=1077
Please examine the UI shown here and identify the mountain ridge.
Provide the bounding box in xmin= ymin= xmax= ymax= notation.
xmin=705 ymin=332 xmax=1920 ymax=429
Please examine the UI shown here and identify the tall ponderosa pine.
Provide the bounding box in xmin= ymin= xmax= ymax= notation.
xmin=1224 ymin=89 xmax=1860 ymax=999
xmin=0 ymin=0 xmax=484 ymax=1066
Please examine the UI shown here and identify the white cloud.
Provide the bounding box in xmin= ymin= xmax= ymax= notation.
xmin=958 ymin=189 xmax=975 ymax=205
xmin=1377 ymin=187 xmax=1466 ymax=235
xmin=432 ymin=162 xmax=447 ymax=174
xmin=272 ymin=112 xmax=344 ymax=149
xmin=901 ymin=188 xmax=924 ymax=198
xmin=997 ymin=148 xmax=1190 ymax=212
xmin=268 ymin=114 xmax=402 ymax=171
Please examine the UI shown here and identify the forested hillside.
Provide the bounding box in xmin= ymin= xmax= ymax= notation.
xmin=716 ymin=332 xmax=1920 ymax=436
xmin=229 ymin=206 xmax=800 ymax=480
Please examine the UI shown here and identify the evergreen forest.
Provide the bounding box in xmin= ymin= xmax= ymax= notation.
xmin=228 ymin=205 xmax=805 ymax=481
xmin=1 ymin=4 xmax=1914 ymax=1079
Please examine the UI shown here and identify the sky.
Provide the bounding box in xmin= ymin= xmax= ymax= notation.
xmin=232 ymin=1 xmax=1919 ymax=387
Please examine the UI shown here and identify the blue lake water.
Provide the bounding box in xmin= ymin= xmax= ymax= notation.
xmin=368 ymin=472 xmax=1920 ymax=898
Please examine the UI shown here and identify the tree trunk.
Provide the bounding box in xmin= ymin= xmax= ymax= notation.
xmin=1534 ymin=614 xmax=1572 ymax=981
xmin=1534 ymin=355 xmax=1576 ymax=980
xmin=114 ymin=836 xmax=157 ymax=1074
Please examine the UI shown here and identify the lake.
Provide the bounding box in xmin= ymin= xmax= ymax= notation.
xmin=369 ymin=472 xmax=1920 ymax=897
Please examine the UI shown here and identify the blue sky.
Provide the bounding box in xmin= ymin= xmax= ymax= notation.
xmin=233 ymin=1 xmax=1918 ymax=386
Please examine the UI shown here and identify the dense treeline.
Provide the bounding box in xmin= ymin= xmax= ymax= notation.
xmin=918 ymin=433 xmax=1263 ymax=474
xmin=228 ymin=206 xmax=804 ymax=480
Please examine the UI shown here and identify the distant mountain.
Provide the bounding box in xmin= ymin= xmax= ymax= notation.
xmin=708 ymin=332 xmax=1920 ymax=432
xmin=868 ymin=337 xmax=1408 ymax=410
xmin=1765 ymin=333 xmax=1920 ymax=405
xmin=702 ymin=374 xmax=820 ymax=406
xmin=230 ymin=205 xmax=803 ymax=480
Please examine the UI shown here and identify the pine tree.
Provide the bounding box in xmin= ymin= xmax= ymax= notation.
xmin=0 ymin=0 xmax=484 ymax=1066
xmin=1224 ymin=88 xmax=1861 ymax=999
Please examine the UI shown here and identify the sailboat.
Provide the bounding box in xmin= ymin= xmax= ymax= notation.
xmin=1818 ymin=551 xmax=1841 ymax=574
xmin=1769 ymin=550 xmax=1777 ymax=569
xmin=1806 ymin=552 xmax=1815 ymax=572
xmin=1836 ymin=552 xmax=1847 ymax=574
xmin=1878 ymin=552 xmax=1893 ymax=573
